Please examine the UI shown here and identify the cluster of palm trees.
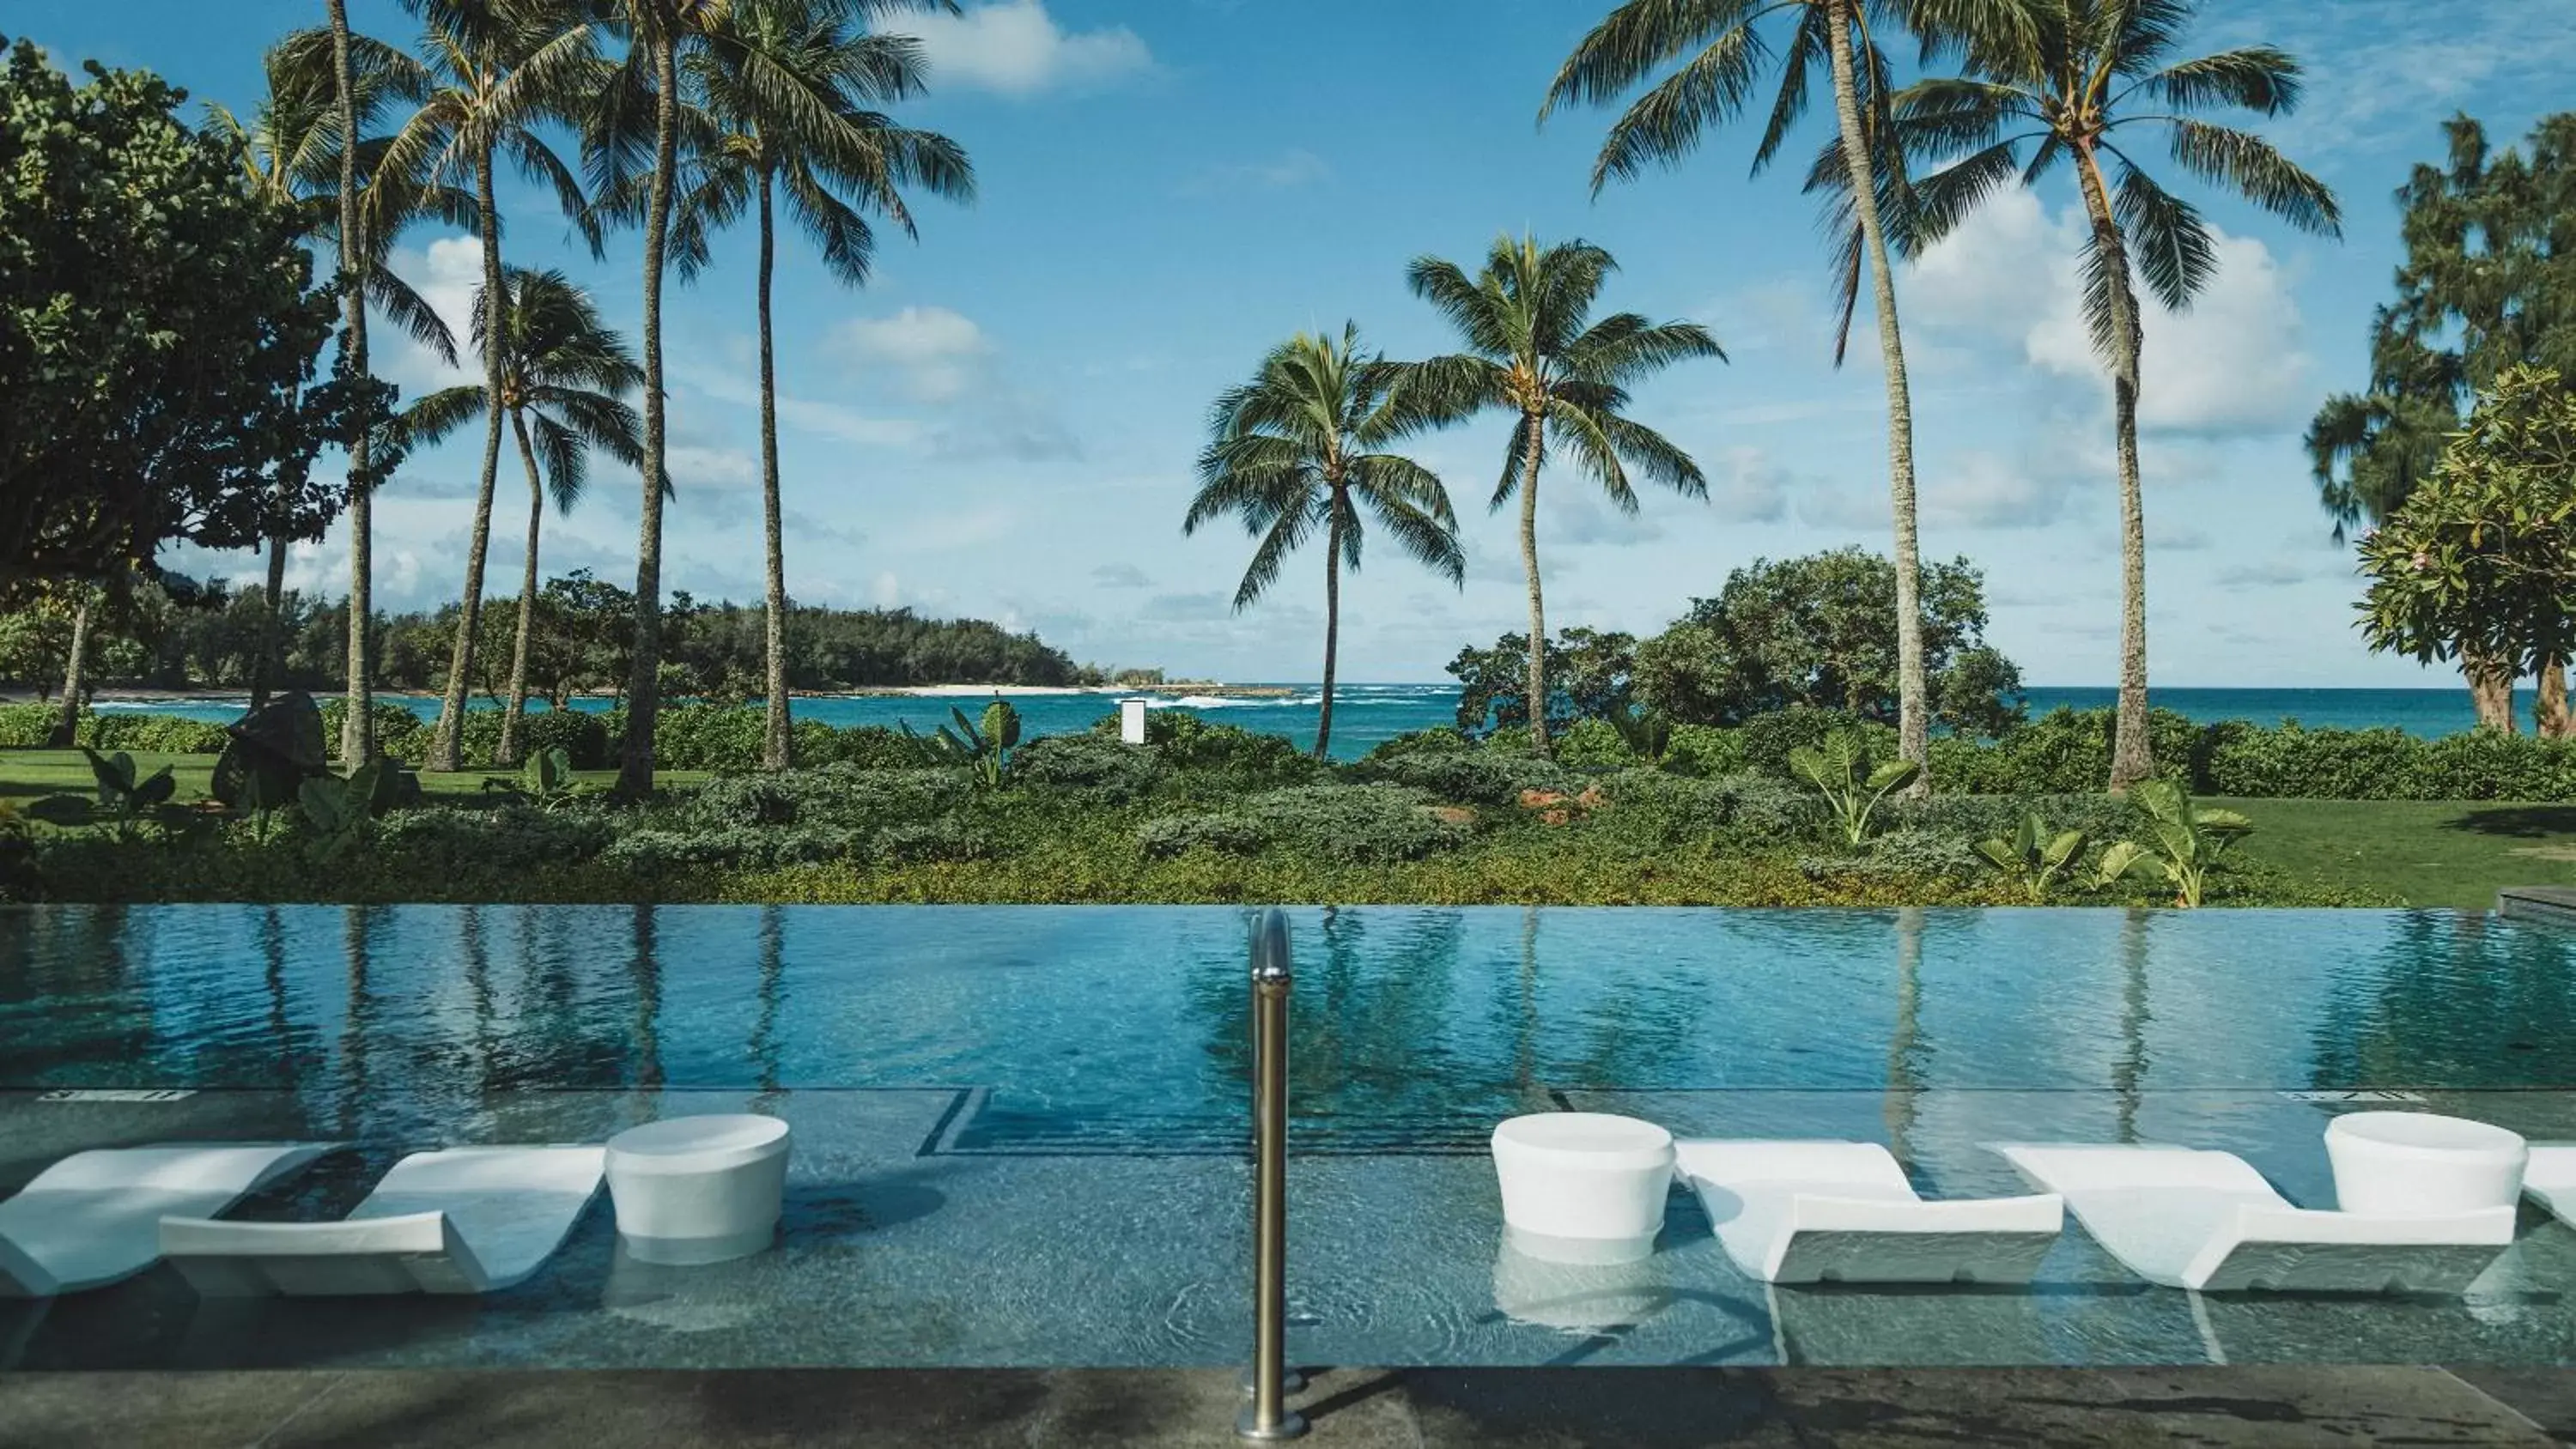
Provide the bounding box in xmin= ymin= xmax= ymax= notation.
xmin=249 ymin=0 xmax=969 ymax=787
xmin=1196 ymin=0 xmax=2338 ymax=788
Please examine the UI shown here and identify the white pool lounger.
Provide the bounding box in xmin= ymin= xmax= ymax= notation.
xmin=0 ymin=1143 xmax=342 ymax=1298
xmin=2518 ymin=1144 xmax=2576 ymax=1225
xmin=160 ymin=1145 xmax=606 ymax=1296
xmin=1675 ymin=1140 xmax=2063 ymax=1285
xmin=2000 ymin=1143 xmax=2515 ymax=1294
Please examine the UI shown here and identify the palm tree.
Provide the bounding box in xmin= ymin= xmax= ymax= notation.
xmin=208 ymin=42 xmax=462 ymax=712
xmin=588 ymin=0 xmax=732 ymax=797
xmin=1405 ymin=235 xmax=1722 ymax=755
xmin=1883 ymin=0 xmax=2339 ymax=787
xmin=1185 ymin=325 xmax=1467 ymax=758
xmin=325 ymin=0 xmax=380 ymax=769
xmin=672 ymin=0 xmax=973 ymax=769
xmin=397 ymin=268 xmax=644 ymax=764
xmin=373 ymin=0 xmax=602 ymax=772
xmin=1540 ymin=0 xmax=2019 ymax=791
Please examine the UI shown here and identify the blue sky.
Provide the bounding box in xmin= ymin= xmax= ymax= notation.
xmin=14 ymin=0 xmax=2576 ymax=684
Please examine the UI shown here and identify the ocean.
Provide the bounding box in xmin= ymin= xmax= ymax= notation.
xmin=89 ymin=682 xmax=2524 ymax=762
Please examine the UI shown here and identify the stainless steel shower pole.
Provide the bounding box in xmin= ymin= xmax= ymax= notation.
xmin=1237 ymin=908 xmax=1306 ymax=1441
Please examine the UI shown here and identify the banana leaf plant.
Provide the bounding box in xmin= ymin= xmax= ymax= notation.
xmin=1973 ymin=811 xmax=2088 ymax=902
xmin=27 ymin=749 xmax=181 ymax=840
xmin=937 ymin=700 xmax=1023 ymax=788
xmin=1788 ymin=731 xmax=1921 ymax=846
xmin=2094 ymin=780 xmax=2253 ymax=907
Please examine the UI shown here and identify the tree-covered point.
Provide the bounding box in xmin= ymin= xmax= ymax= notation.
xmin=1444 ymin=549 xmax=2024 ymax=741
xmin=0 ymin=568 xmax=1130 ymax=700
xmin=0 ymin=34 xmax=361 ymax=597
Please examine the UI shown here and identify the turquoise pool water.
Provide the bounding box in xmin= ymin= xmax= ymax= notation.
xmin=7 ymin=905 xmax=2576 ymax=1372
xmin=7 ymin=906 xmax=2574 ymax=1137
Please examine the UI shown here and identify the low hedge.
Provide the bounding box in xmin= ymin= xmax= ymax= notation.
xmin=23 ymin=696 xmax=2576 ymax=802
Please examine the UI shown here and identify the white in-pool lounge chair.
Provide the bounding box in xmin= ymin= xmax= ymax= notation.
xmin=2000 ymin=1143 xmax=2514 ymax=1294
xmin=0 ymin=1143 xmax=341 ymax=1298
xmin=2517 ymin=1144 xmax=2576 ymax=1226
xmin=1675 ymin=1140 xmax=2063 ymax=1285
xmin=160 ymin=1145 xmax=605 ymax=1296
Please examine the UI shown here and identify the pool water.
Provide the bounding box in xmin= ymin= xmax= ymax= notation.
xmin=5 ymin=904 xmax=2576 ymax=1371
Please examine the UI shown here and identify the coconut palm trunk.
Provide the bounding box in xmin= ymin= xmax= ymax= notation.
xmin=756 ymin=165 xmax=792 ymax=770
xmin=48 ymin=597 xmax=90 ymax=748
xmin=1822 ymin=1 xmax=1929 ymax=791
xmin=2075 ymin=146 xmax=2155 ymax=790
xmin=431 ymin=147 xmax=513 ymax=773
xmin=619 ymin=34 xmax=680 ymax=797
xmin=499 ymin=410 xmax=548 ymax=766
xmin=1517 ymin=413 xmax=1551 ymax=755
xmin=1315 ymin=498 xmax=1343 ymax=760
xmin=330 ymin=0 xmax=375 ymax=769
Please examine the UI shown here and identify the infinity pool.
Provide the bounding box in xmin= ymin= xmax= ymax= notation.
xmin=6 ymin=905 xmax=2576 ymax=1371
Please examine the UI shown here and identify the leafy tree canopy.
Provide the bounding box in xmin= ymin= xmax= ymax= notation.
xmin=1448 ymin=627 xmax=1637 ymax=739
xmin=0 ymin=36 xmax=357 ymax=599
xmin=2360 ymin=366 xmax=2576 ymax=681
xmin=1633 ymin=548 xmax=2025 ymax=737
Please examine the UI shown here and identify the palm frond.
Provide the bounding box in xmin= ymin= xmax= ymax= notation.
xmin=2110 ymin=157 xmax=2214 ymax=312
xmin=2160 ymin=118 xmax=2342 ymax=236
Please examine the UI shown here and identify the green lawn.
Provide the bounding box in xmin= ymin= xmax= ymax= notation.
xmin=2215 ymin=796 xmax=2576 ymax=910
xmin=0 ymin=749 xmax=707 ymax=806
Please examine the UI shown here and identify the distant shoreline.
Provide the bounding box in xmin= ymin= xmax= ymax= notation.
xmin=5 ymin=682 xmax=1299 ymax=706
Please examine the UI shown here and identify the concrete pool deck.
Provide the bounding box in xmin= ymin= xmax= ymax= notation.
xmin=3 ymin=1365 xmax=2574 ymax=1446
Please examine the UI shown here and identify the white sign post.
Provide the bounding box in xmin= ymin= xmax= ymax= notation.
xmin=1119 ymin=697 xmax=1150 ymax=744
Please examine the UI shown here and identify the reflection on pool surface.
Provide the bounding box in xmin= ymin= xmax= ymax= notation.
xmin=5 ymin=904 xmax=2576 ymax=1371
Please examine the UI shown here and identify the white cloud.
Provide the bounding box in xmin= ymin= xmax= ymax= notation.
xmin=1704 ymin=447 xmax=1789 ymax=523
xmin=1924 ymin=450 xmax=2072 ymax=530
xmin=1092 ymin=562 xmax=1151 ymax=588
xmin=908 ymin=1 xmax=1152 ymax=97
xmin=378 ymin=234 xmax=483 ymax=397
xmin=1545 ymin=489 xmax=1665 ymax=546
xmin=1905 ymin=188 xmax=2317 ymax=440
xmin=829 ymin=306 xmax=993 ymax=403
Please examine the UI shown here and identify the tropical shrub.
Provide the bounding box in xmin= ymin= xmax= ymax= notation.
xmin=86 ymin=713 xmax=228 ymax=754
xmin=1139 ymin=784 xmax=1462 ymax=864
xmin=0 ymin=702 xmax=56 ymax=747
xmin=605 ymin=825 xmax=861 ymax=874
xmin=1554 ymin=717 xmax=1639 ymax=769
xmin=1589 ymin=770 xmax=1820 ymax=849
xmin=374 ymin=802 xmax=617 ymax=873
xmin=1090 ymin=709 xmax=1315 ymax=786
xmin=1355 ymin=749 xmax=1573 ymax=807
xmin=1738 ymin=706 xmax=1886 ymax=777
xmin=319 ymin=700 xmax=434 ymax=764
xmin=518 ymin=708 xmax=611 ymax=770
xmin=872 ymin=815 xmax=994 ymax=866
xmin=1013 ymin=734 xmax=1163 ymax=802
xmin=651 ymin=703 xmax=770 ymax=773
xmin=1862 ymin=828 xmax=1985 ymax=881
xmin=1886 ymin=792 xmax=2139 ymax=849
xmin=1660 ymin=723 xmax=1744 ymax=777
xmin=1358 ymin=726 xmax=1473 ymax=761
